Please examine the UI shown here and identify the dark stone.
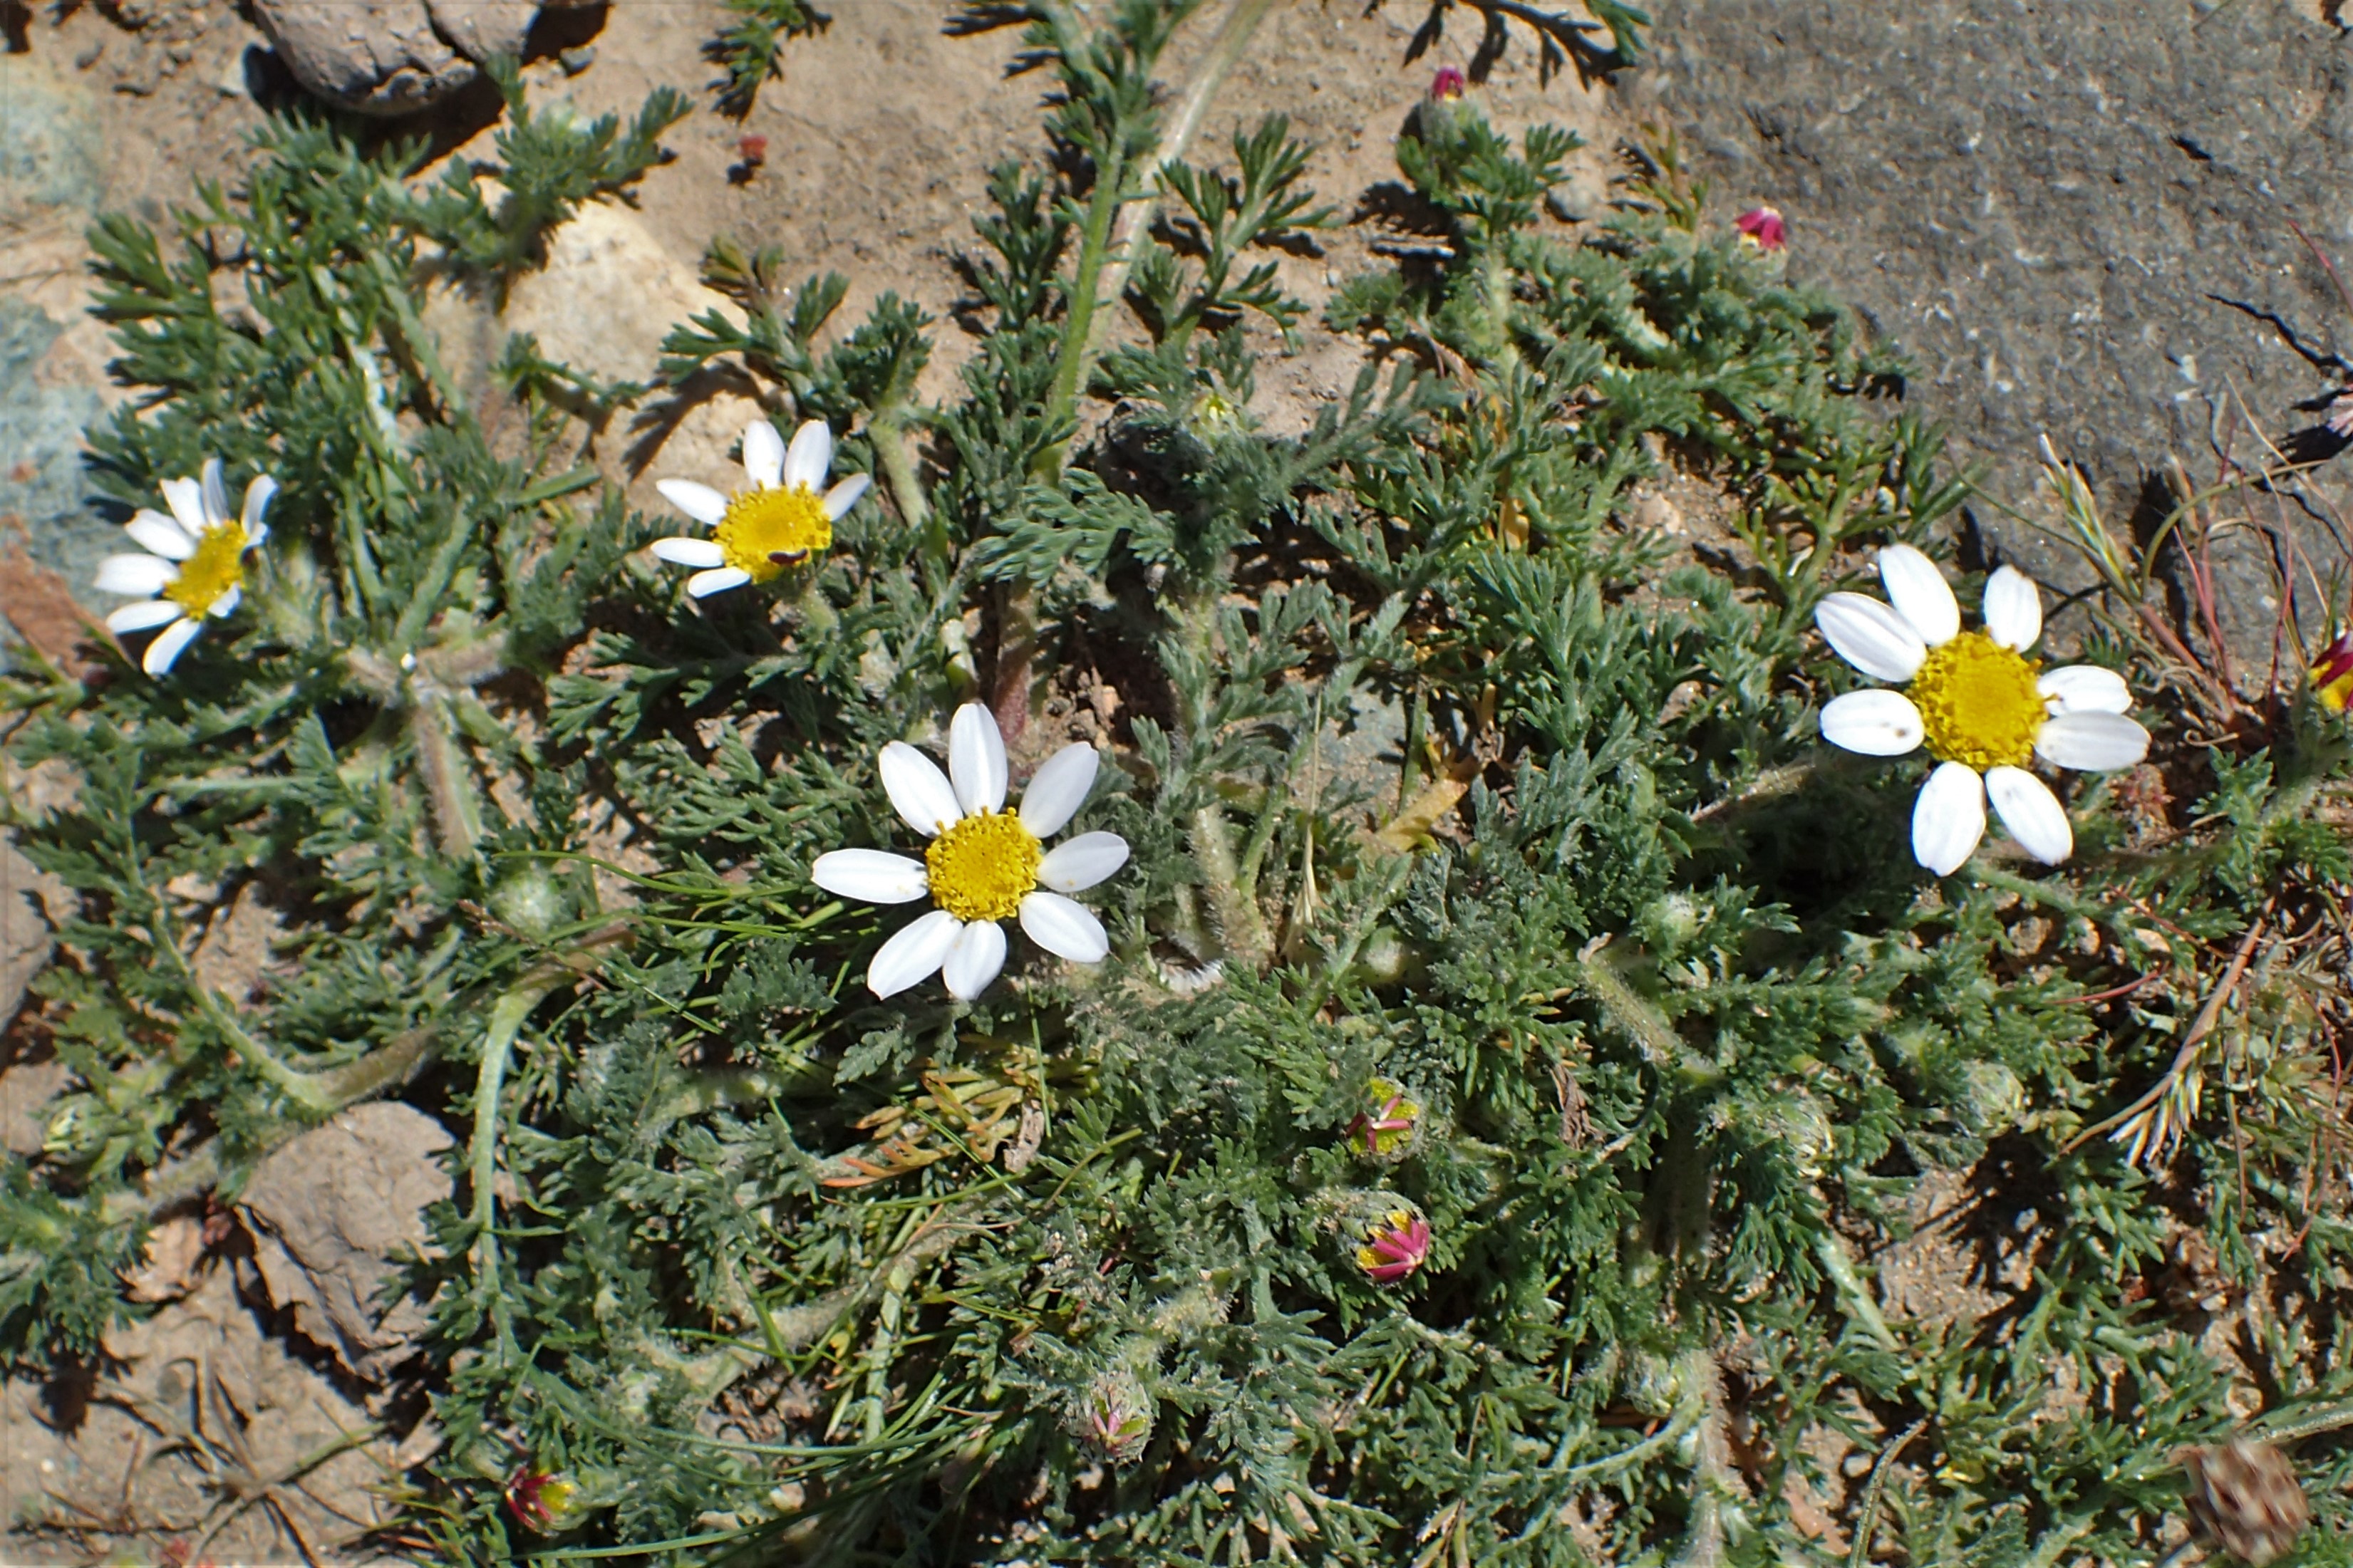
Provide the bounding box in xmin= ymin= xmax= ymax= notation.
xmin=0 ymin=299 xmax=109 ymax=604
xmin=1632 ymin=1 xmax=2353 ymax=665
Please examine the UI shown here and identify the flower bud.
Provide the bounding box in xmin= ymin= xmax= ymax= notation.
xmin=1958 ymin=1060 xmax=2025 ymax=1137
xmin=505 ymin=1464 xmax=589 ymax=1532
xmin=1347 ymin=1078 xmax=1424 ymax=1162
xmin=1734 ymin=205 xmax=1786 ymax=254
xmin=2310 ymin=627 xmax=2353 ymax=713
xmin=1356 ymin=1208 xmax=1432 ymax=1285
xmin=489 ymin=863 xmax=569 ymax=939
xmin=1621 ymin=1349 xmax=1683 ymax=1418
xmin=1068 ymin=1367 xmax=1155 ymax=1465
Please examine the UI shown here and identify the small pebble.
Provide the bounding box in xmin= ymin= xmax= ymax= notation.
xmin=559 ymin=44 xmax=595 ymax=75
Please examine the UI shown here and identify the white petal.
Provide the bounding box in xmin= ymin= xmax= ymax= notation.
xmin=743 ymin=419 xmax=787 ymax=489
xmin=1020 ymin=891 xmax=1109 ymax=964
xmin=1018 ymin=742 xmax=1100 ymax=838
xmin=1911 ymin=760 xmax=1987 ymax=876
xmin=1877 ymin=544 xmax=1960 ymax=645
xmin=95 ymin=553 xmax=178 ymax=596
xmin=1037 ymin=831 xmax=1129 ymax=893
xmin=1819 ymin=689 xmax=1925 ymax=757
xmin=785 ymin=417 xmax=833 ymax=492
xmin=823 ymin=473 xmax=872 ymax=521
xmin=126 ymin=512 xmax=195 ymax=561
xmin=941 ymin=918 xmax=1008 ymax=1000
xmin=1816 ymin=593 xmax=1928 ymax=682
xmin=207 ymin=584 xmax=240 ymax=618
xmin=159 ymin=476 xmax=207 ymax=537
xmin=106 ymin=599 xmax=184 ymax=633
xmin=1982 ymin=565 xmax=2043 ymax=651
xmin=656 ymin=479 xmax=730 ymax=526
xmin=651 ymin=536 xmax=727 ymax=568
xmin=810 ymin=848 xmax=931 ymax=904
xmin=199 ymin=457 xmax=229 ymax=529
xmin=879 ymin=742 xmax=962 ymax=838
xmin=867 ymin=909 xmax=962 ymax=999
xmin=2039 ymin=665 xmax=2131 ymax=715
xmin=241 ymin=474 xmax=278 ymax=533
xmin=132 ymin=502 xmax=197 ymax=544
xmin=687 ymin=567 xmax=753 ymax=598
xmin=2034 ymin=711 xmax=2150 ymax=772
xmin=1986 ymin=767 xmax=2072 ymax=865
xmin=948 ymin=702 xmax=1008 ymax=815
xmin=141 ymin=616 xmax=203 ymax=676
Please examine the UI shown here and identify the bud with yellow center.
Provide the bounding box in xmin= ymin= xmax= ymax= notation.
xmin=2312 ymin=629 xmax=2353 ymax=713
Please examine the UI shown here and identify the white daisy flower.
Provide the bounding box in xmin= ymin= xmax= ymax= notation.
xmin=93 ymin=457 xmax=277 ymax=677
xmin=650 ymin=417 xmax=870 ymax=598
xmin=1814 ymin=544 xmax=2150 ymax=875
xmin=810 ymin=703 xmax=1129 ymax=1000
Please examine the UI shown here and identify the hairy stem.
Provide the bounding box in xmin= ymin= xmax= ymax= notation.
xmin=1191 ymin=800 xmax=1271 ymax=971
xmin=469 ymin=978 xmax=554 ymax=1325
xmin=407 ymin=690 xmax=483 ymax=863
xmin=1091 ymin=0 xmax=1279 ymax=356
xmin=872 ymin=410 xmax=932 ymax=545
xmin=1036 ymin=140 xmax=1130 ymax=484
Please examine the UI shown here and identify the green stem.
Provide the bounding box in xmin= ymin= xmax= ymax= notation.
xmin=469 ymin=978 xmax=554 ymax=1322
xmin=407 ymin=692 xmax=483 ymax=862
xmin=1191 ymin=801 xmax=1271 ymax=971
xmin=1814 ymin=1225 xmax=1899 ymax=1352
xmin=1035 ymin=138 xmax=1130 ymax=485
xmin=1091 ymin=0 xmax=1279 ymax=358
xmin=872 ymin=410 xmax=931 ymax=546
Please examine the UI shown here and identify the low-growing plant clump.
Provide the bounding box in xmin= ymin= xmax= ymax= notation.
xmin=5 ymin=1 xmax=2353 ymax=1563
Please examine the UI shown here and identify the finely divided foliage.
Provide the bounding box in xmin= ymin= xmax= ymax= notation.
xmin=3 ymin=4 xmax=2352 ymax=1564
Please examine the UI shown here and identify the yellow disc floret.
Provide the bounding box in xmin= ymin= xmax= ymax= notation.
xmin=162 ymin=524 xmax=250 ymax=615
xmin=1908 ymin=630 xmax=2044 ymax=771
xmin=714 ymin=484 xmax=832 ymax=583
xmin=925 ymin=809 xmax=1041 ymax=924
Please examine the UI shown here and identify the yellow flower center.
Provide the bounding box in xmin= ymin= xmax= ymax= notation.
xmin=162 ymin=524 xmax=250 ymax=614
xmin=1908 ymin=630 xmax=2044 ymax=771
xmin=925 ymin=809 xmax=1040 ymax=924
xmin=714 ymin=484 xmax=831 ymax=583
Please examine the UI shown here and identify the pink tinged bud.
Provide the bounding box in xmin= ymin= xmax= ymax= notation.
xmin=505 ymin=1466 xmax=582 ymax=1532
xmin=1734 ymin=206 xmax=1787 ymax=253
xmin=2313 ymin=628 xmax=2353 ymax=712
xmin=1347 ymin=1079 xmax=1423 ymax=1158
xmin=1357 ymin=1210 xmax=1432 ymax=1284
xmin=1429 ymin=66 xmax=1467 ymax=102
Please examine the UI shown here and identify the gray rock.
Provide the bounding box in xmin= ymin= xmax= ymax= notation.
xmin=251 ymin=0 xmax=476 ymax=115
xmin=1633 ymin=1 xmax=2353 ymax=663
xmin=0 ymin=298 xmax=111 ymax=622
xmin=0 ymin=56 xmax=103 ymax=215
xmin=0 ymin=56 xmax=113 ymax=638
xmin=250 ymin=0 xmax=544 ymax=115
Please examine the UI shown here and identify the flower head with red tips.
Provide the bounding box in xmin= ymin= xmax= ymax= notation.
xmin=505 ymin=1465 xmax=584 ymax=1532
xmin=2312 ymin=626 xmax=2353 ymax=712
xmin=1734 ymin=205 xmax=1786 ymax=254
xmin=1358 ymin=1210 xmax=1432 ymax=1284
xmin=1429 ymin=66 xmax=1467 ymax=102
xmin=1348 ymin=1078 xmax=1423 ymax=1161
